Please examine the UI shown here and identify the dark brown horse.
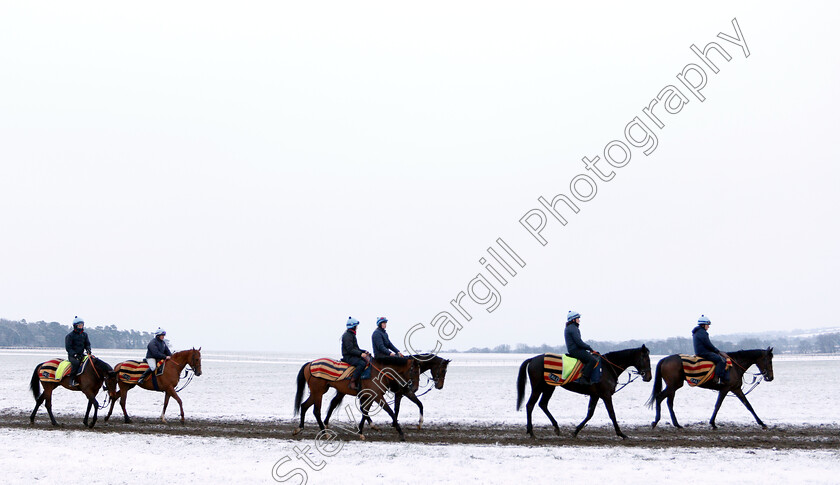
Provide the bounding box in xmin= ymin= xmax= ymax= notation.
xmin=516 ymin=346 xmax=651 ymax=439
xmin=105 ymin=348 xmax=203 ymax=424
xmin=293 ymin=357 xmax=417 ymax=441
xmin=648 ymin=347 xmax=774 ymax=429
xmin=29 ymin=355 xmax=118 ymax=428
xmin=323 ymin=353 xmax=450 ymax=430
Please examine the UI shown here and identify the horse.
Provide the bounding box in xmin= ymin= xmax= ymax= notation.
xmin=29 ymin=355 xmax=118 ymax=428
xmin=516 ymin=346 xmax=651 ymax=439
xmin=647 ymin=347 xmax=774 ymax=429
xmin=322 ymin=353 xmax=450 ymax=430
xmin=293 ymin=356 xmax=417 ymax=441
xmin=105 ymin=348 xmax=203 ymax=424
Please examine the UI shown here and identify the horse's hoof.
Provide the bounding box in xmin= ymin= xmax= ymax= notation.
xmin=554 ymin=427 xmax=560 ymax=436
xmin=527 ymin=432 xmax=535 ymax=439
xmin=359 ymin=434 xmax=366 ymax=441
xmin=619 ymin=434 xmax=628 ymax=440
xmin=416 ymin=425 xmax=422 ymax=430
xmin=103 ymin=417 xmax=109 ymax=422
xmin=370 ymin=425 xmax=380 ymax=431
xmin=399 ymin=435 xmax=406 ymax=442
xmin=651 ymin=422 xmax=657 ymax=429
xmin=292 ymin=427 xmax=301 ymax=436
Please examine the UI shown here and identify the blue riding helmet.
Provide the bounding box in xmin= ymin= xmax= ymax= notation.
xmin=347 ymin=317 xmax=360 ymax=329
xmin=698 ymin=315 xmax=711 ymax=325
xmin=567 ymin=310 xmax=580 ymax=323
xmin=376 ymin=317 xmax=388 ymax=326
xmin=72 ymin=316 xmax=84 ymax=325
xmin=155 ymin=327 xmax=166 ymax=336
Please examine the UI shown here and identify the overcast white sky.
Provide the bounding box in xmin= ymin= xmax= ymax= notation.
xmin=1 ymin=2 xmax=838 ymax=353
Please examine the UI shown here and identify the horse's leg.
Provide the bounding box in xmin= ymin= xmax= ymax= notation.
xmin=709 ymin=389 xmax=728 ymax=429
xmin=313 ymin=395 xmax=325 ymax=431
xmin=537 ymin=387 xmax=560 ymax=436
xmin=401 ymin=391 xmax=425 ymax=430
xmin=163 ymin=388 xmax=185 ymax=424
xmin=30 ymin=391 xmax=46 ymax=424
xmin=602 ymin=395 xmax=626 ymax=439
xmin=652 ymin=386 xmax=665 ymax=429
xmin=731 ymin=388 xmax=767 ymax=429
xmin=87 ymin=395 xmax=99 ymax=428
xmin=524 ymin=388 xmax=542 ymax=438
xmin=665 ymin=386 xmax=682 ymax=429
xmin=358 ymin=402 xmax=370 ymax=440
xmin=324 ymin=393 xmax=345 ymax=428
xmin=119 ymin=386 xmax=132 ymax=424
xmin=573 ymin=394 xmax=599 ymax=437
xmin=43 ymin=387 xmax=59 ymax=426
xmin=105 ymin=390 xmax=117 ymax=422
xmin=379 ymin=399 xmax=405 ymax=442
xmin=161 ymin=393 xmax=171 ymax=423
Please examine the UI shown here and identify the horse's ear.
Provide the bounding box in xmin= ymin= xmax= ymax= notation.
xmin=642 ymin=344 xmax=647 ymax=350
xmin=198 ymin=347 xmax=201 ymax=351
xmin=768 ymin=346 xmax=773 ymax=353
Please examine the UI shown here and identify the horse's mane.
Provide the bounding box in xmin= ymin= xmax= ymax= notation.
xmin=604 ymin=346 xmax=646 ymax=361
xmin=93 ymin=357 xmax=113 ymax=374
xmin=410 ymin=353 xmax=442 ymax=362
xmin=728 ymin=348 xmax=767 ymax=360
xmin=374 ymin=356 xmax=412 ymax=367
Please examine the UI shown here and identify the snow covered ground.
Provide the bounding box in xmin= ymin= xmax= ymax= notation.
xmin=1 ymin=426 xmax=838 ymax=485
xmin=2 ymin=349 xmax=838 ymax=484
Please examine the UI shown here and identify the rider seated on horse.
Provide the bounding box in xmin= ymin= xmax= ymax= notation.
xmin=693 ymin=315 xmax=730 ymax=384
xmin=65 ymin=316 xmax=92 ymax=387
xmin=140 ymin=328 xmax=172 ymax=382
xmin=372 ymin=317 xmax=404 ymax=359
xmin=564 ymin=310 xmax=599 ymax=386
xmin=342 ymin=317 xmax=370 ymax=391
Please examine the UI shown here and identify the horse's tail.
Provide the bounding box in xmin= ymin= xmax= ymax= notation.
xmin=293 ymin=363 xmax=307 ymax=417
xmin=29 ymin=364 xmax=42 ymax=401
xmin=646 ymin=358 xmax=663 ymax=409
xmin=516 ymin=358 xmax=532 ymax=411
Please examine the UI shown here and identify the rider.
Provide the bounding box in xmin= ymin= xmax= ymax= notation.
xmin=65 ymin=316 xmax=92 ymax=387
xmin=564 ymin=310 xmax=599 ymax=386
xmin=140 ymin=328 xmax=172 ymax=382
xmin=371 ymin=317 xmax=403 ymax=358
xmin=341 ymin=317 xmax=370 ymax=391
xmin=693 ymin=315 xmax=730 ymax=384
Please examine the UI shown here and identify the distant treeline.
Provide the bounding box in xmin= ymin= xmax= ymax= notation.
xmin=456 ymin=333 xmax=840 ymax=355
xmin=0 ymin=319 xmax=154 ymax=349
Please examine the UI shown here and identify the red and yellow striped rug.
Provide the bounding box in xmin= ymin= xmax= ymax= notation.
xmin=679 ymin=354 xmax=732 ymax=386
xmin=543 ymin=353 xmax=583 ymax=387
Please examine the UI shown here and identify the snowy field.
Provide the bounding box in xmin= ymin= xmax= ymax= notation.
xmin=1 ymin=349 xmax=839 ymax=484
xmin=3 ymin=349 xmax=838 ymax=427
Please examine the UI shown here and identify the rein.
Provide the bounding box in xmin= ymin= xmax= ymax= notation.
xmin=727 ymin=354 xmax=765 ymax=396
xmin=598 ymin=353 xmax=642 ymax=393
xmin=175 ymin=368 xmax=195 ymax=392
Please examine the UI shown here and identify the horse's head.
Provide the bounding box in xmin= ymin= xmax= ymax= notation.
xmin=431 ymin=357 xmax=451 ymax=390
xmin=189 ymin=347 xmax=203 ymax=376
xmin=757 ymin=346 xmax=774 ymax=382
xmin=103 ymin=370 xmax=119 ymax=400
xmin=635 ymin=345 xmax=652 ymax=382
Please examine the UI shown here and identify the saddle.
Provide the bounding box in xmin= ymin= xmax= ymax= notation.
xmin=543 ymin=353 xmax=600 ymax=386
xmin=115 ymin=360 xmax=166 ymax=384
xmin=38 ymin=356 xmax=90 ymax=383
xmin=679 ymin=354 xmax=732 ymax=386
xmin=310 ymin=358 xmax=370 ymax=382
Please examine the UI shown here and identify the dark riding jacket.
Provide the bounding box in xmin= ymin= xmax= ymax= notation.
xmin=692 ymin=326 xmax=721 ymax=355
xmin=564 ymin=322 xmax=593 ymax=354
xmin=341 ymin=329 xmax=366 ymax=360
xmin=146 ymin=337 xmax=172 ymax=360
xmin=65 ymin=329 xmax=91 ymax=358
xmin=372 ymin=327 xmax=400 ymax=358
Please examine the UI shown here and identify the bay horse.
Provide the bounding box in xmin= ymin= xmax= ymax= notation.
xmin=105 ymin=348 xmax=203 ymax=424
xmin=293 ymin=356 xmax=417 ymax=441
xmin=323 ymin=353 xmax=450 ymax=430
xmin=647 ymin=347 xmax=774 ymax=429
xmin=29 ymin=355 xmax=118 ymax=428
xmin=516 ymin=346 xmax=651 ymax=439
